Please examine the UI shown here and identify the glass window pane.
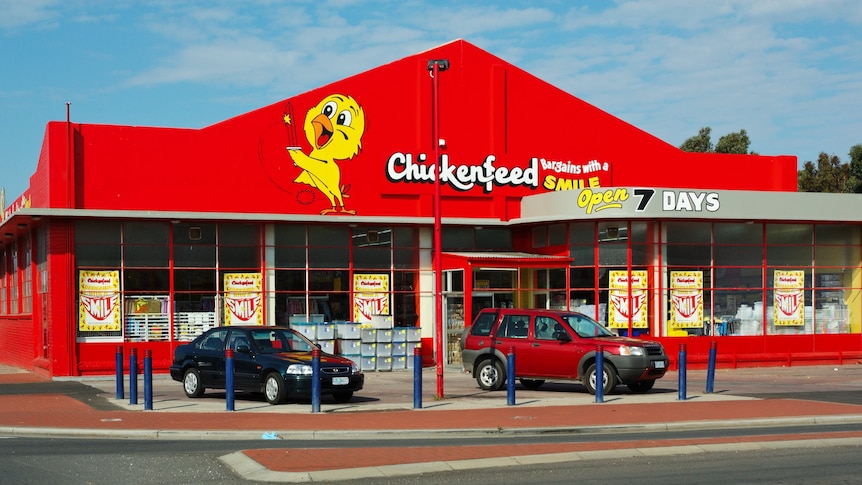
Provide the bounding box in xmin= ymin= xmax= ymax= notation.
xmin=666 ymin=244 xmax=711 ymax=266
xmin=630 ymin=221 xmax=648 ymax=243
xmin=715 ymin=223 xmax=762 ymax=244
xmin=766 ymin=246 xmax=812 ymax=266
xmin=549 ymin=268 xmax=567 ymax=288
xmin=766 ymin=224 xmax=812 ymax=245
xmin=274 ymin=224 xmax=306 ymax=246
xmin=174 ymin=244 xmax=216 ymax=267
xmin=393 ymin=249 xmax=417 ymax=269
xmin=309 ymin=247 xmax=349 ymax=268
xmin=442 ymin=227 xmax=474 ymax=250
xmin=570 ymin=246 xmax=595 ymax=266
xmin=174 ymin=269 xmax=216 ymax=291
xmin=309 ymin=270 xmax=345 ymax=291
xmin=124 ymin=245 xmax=169 ymax=267
xmin=124 ymin=221 xmax=169 ymax=244
xmin=475 ymin=228 xmax=511 ymax=250
xmin=76 ymin=220 xmax=121 ymax=244
xmin=666 ymin=222 xmax=711 ymax=243
xmin=816 ymin=224 xmax=861 ymax=245
xmin=393 ymin=227 xmax=417 ymax=247
xmin=275 ymin=246 xmax=306 ymax=268
xmin=219 ymin=246 xmax=259 ymax=269
xmin=309 ymin=225 xmax=348 ymax=246
xmin=275 ymin=270 xmax=306 ymax=291
xmin=352 ymin=226 xmax=392 ymax=247
xmin=354 ymin=247 xmax=391 ymax=269
xmin=631 ymin=244 xmax=649 ymax=265
xmin=124 ymin=269 xmax=170 ymax=291
xmin=76 ymin=244 xmax=121 ymax=267
xmin=549 ymin=224 xmax=566 ymax=246
xmin=219 ymin=223 xmax=259 ymax=245
xmin=569 ymin=222 xmax=594 ymax=245
xmin=715 ymin=245 xmax=762 ymax=266
xmin=599 ymin=243 xmax=627 ymax=266
xmin=531 ymin=226 xmax=546 ymax=248
xmin=173 ymin=223 xmax=216 ymax=244
xmin=714 ymin=267 xmax=762 ymax=289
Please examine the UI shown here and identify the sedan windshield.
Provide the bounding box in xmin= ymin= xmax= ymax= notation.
xmin=247 ymin=328 xmax=315 ymax=353
xmin=561 ymin=313 xmax=614 ymax=338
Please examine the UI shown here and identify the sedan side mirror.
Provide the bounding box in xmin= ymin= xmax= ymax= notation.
xmin=236 ymin=345 xmax=251 ymax=354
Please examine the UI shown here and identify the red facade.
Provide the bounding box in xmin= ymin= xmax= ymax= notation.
xmin=0 ymin=40 xmax=816 ymax=377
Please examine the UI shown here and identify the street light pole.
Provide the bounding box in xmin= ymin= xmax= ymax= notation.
xmin=427 ymin=58 xmax=449 ymax=399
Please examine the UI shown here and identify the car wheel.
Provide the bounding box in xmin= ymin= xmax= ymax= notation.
xmin=583 ymin=362 xmax=616 ymax=395
xmin=264 ymin=372 xmax=286 ymax=405
xmin=476 ymin=359 xmax=505 ymax=391
xmin=519 ymin=378 xmax=545 ymax=390
xmin=182 ymin=368 xmax=205 ymax=398
xmin=626 ymin=379 xmax=655 ymax=393
xmin=332 ymin=391 xmax=354 ymax=403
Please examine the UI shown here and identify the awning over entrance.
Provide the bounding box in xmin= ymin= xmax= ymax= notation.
xmin=442 ymin=251 xmax=572 ymax=268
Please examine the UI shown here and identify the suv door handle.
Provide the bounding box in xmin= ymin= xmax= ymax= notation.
xmin=532 ymin=343 xmax=540 ymax=347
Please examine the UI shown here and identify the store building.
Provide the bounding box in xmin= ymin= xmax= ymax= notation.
xmin=1 ymin=39 xmax=860 ymax=378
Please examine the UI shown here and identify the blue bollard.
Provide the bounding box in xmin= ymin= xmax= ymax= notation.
xmin=115 ymin=346 xmax=124 ymax=400
xmin=129 ymin=348 xmax=138 ymax=405
xmin=144 ymin=349 xmax=153 ymax=410
xmin=225 ymin=348 xmax=235 ymax=411
xmin=678 ymin=344 xmax=687 ymax=401
xmin=413 ymin=347 xmax=422 ymax=409
xmin=595 ymin=346 xmax=604 ymax=403
xmin=507 ymin=347 xmax=515 ymax=406
xmin=311 ymin=348 xmax=321 ymax=413
xmin=705 ymin=341 xmax=717 ymax=393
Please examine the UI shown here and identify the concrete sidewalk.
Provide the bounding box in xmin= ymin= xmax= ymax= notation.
xmin=3 ymin=363 xmax=862 ymax=482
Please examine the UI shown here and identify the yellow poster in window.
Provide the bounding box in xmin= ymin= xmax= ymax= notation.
xmin=78 ymin=270 xmax=121 ymax=332
xmin=224 ymin=273 xmax=263 ymax=325
xmin=353 ymin=274 xmax=389 ymax=323
xmin=670 ymin=271 xmax=703 ymax=329
xmin=608 ymin=270 xmax=648 ymax=329
xmin=774 ymin=270 xmax=804 ymax=326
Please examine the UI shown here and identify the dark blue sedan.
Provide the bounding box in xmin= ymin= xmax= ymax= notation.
xmin=169 ymin=326 xmax=364 ymax=404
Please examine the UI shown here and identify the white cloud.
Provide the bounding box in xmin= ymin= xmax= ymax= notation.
xmin=0 ymin=0 xmax=60 ymax=30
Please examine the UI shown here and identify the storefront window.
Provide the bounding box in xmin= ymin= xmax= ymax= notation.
xmin=218 ymin=223 xmax=260 ymax=269
xmin=442 ymin=227 xmax=475 ymax=250
xmin=173 ymin=223 xmax=216 ymax=267
xmin=475 ymin=227 xmax=512 ymax=251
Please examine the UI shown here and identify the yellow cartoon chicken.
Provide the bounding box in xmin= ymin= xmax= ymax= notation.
xmin=286 ymin=94 xmax=366 ymax=215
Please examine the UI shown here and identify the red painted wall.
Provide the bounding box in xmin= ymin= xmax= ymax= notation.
xmin=28 ymin=40 xmax=795 ymax=222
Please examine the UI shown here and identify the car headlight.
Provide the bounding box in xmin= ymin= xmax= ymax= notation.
xmin=351 ymin=363 xmax=360 ymax=374
xmin=619 ymin=346 xmax=646 ymax=356
xmin=286 ymin=364 xmax=313 ymax=375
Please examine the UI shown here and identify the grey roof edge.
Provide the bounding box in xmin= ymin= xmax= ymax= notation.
xmin=515 ymin=187 xmax=862 ymax=224
xmin=1 ymin=208 xmax=506 ymax=227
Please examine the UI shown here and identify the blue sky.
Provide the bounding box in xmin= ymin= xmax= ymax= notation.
xmin=1 ymin=0 xmax=861 ymax=200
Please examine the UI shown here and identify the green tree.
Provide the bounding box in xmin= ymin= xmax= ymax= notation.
xmin=797 ymin=152 xmax=851 ymax=193
xmin=715 ymin=129 xmax=751 ymax=154
xmin=848 ymin=144 xmax=862 ymax=193
xmin=679 ymin=127 xmax=713 ymax=153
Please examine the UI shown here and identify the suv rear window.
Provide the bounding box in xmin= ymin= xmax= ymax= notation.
xmin=470 ymin=312 xmax=497 ymax=337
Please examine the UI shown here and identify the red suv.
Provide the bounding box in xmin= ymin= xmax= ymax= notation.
xmin=460 ymin=308 xmax=669 ymax=395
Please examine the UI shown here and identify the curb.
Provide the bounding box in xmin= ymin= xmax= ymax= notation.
xmin=4 ymin=413 xmax=862 ymax=440
xmin=218 ymin=436 xmax=862 ymax=483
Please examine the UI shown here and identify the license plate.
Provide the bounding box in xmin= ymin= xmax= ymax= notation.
xmin=654 ymin=361 xmax=666 ymax=369
xmin=332 ymin=377 xmax=349 ymax=385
